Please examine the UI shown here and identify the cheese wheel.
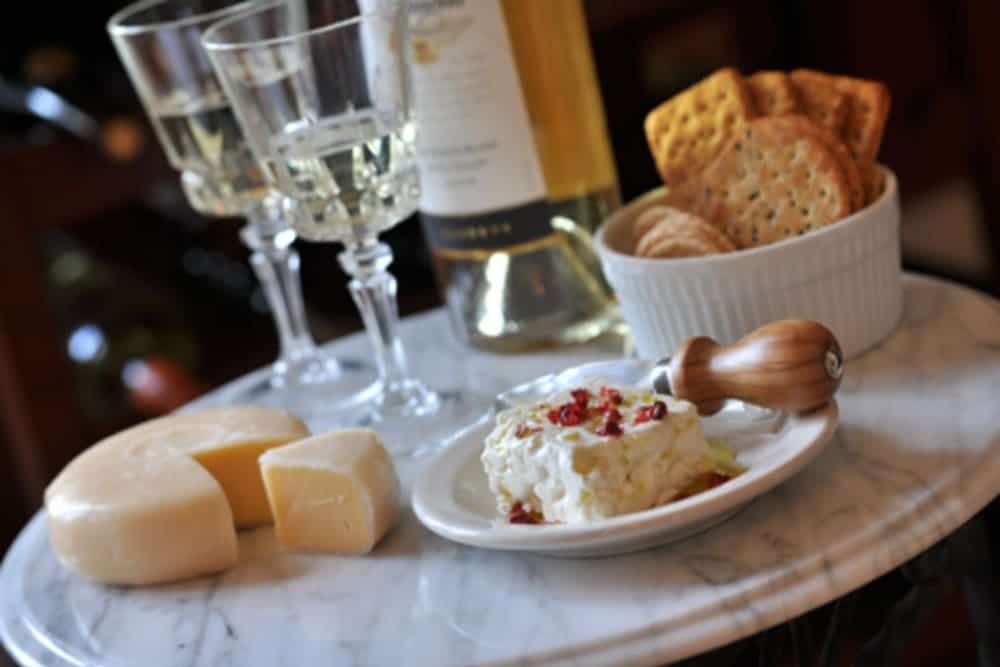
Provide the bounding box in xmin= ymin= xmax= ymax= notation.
xmin=260 ymin=429 xmax=400 ymax=554
xmin=45 ymin=406 xmax=309 ymax=586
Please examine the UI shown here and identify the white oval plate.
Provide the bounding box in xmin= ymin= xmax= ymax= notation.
xmin=412 ymin=360 xmax=839 ymax=557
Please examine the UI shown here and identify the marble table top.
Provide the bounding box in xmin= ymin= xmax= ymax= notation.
xmin=3 ymin=273 xmax=999 ymax=667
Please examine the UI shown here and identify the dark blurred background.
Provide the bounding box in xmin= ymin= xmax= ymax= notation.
xmin=0 ymin=2 xmax=998 ymax=662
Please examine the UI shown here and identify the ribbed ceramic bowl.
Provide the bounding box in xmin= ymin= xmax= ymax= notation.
xmin=596 ymin=167 xmax=902 ymax=360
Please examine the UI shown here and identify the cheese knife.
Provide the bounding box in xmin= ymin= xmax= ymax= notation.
xmin=651 ymin=319 xmax=843 ymax=415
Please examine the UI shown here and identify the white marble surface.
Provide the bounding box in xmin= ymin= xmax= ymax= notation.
xmin=3 ymin=273 xmax=999 ymax=667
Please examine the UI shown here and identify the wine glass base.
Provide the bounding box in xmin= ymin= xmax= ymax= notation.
xmin=373 ymin=379 xmax=441 ymax=419
xmin=368 ymin=382 xmax=492 ymax=459
xmin=275 ymin=356 xmax=382 ymax=425
xmin=196 ymin=354 xmax=380 ymax=428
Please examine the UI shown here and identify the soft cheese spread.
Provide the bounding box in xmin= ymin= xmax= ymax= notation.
xmin=482 ymin=379 xmax=731 ymax=524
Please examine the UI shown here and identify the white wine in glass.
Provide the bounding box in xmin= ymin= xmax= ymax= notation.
xmin=265 ymin=111 xmax=420 ymax=242
xmin=152 ymin=90 xmax=269 ymax=216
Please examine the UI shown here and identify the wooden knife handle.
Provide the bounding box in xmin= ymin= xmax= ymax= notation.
xmin=667 ymin=320 xmax=843 ymax=415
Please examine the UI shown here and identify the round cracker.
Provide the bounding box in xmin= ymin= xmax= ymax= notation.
xmin=634 ymin=206 xmax=737 ymax=258
xmin=632 ymin=183 xmax=718 ymax=248
xmin=638 ymin=236 xmax=721 ymax=259
xmin=699 ymin=115 xmax=853 ymax=248
xmin=633 ymin=206 xmax=675 ymax=245
xmin=774 ymin=114 xmax=864 ymax=212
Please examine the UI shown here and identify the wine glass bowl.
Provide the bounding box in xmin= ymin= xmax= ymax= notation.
xmin=108 ymin=0 xmax=266 ymax=217
xmin=274 ymin=117 xmax=421 ymax=245
xmin=203 ymin=1 xmax=420 ymax=240
xmin=204 ymin=0 xmax=442 ymax=427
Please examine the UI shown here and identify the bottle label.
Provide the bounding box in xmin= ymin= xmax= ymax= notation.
xmin=409 ymin=0 xmax=551 ymax=250
xmin=420 ymin=200 xmax=553 ymax=253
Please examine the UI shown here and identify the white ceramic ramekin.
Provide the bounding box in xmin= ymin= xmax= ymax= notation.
xmin=596 ymin=168 xmax=902 ymax=360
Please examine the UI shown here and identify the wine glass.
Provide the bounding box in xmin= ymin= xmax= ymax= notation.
xmin=203 ymin=0 xmax=446 ymax=437
xmin=107 ymin=0 xmax=377 ymax=416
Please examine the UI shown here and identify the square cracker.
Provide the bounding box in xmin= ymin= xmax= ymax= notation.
xmin=644 ymin=68 xmax=757 ymax=188
xmin=789 ymin=70 xmax=848 ymax=134
xmin=699 ymin=115 xmax=853 ymax=248
xmin=792 ymin=69 xmax=891 ymax=164
xmin=747 ymin=71 xmax=799 ymax=116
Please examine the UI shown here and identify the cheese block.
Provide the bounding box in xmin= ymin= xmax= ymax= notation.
xmin=482 ymin=379 xmax=711 ymax=523
xmin=45 ymin=406 xmax=309 ymax=586
xmin=259 ymin=429 xmax=400 ymax=554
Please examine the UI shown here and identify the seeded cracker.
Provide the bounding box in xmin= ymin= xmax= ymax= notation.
xmin=644 ymin=68 xmax=757 ymax=188
xmin=699 ymin=116 xmax=853 ymax=248
xmin=775 ymin=114 xmax=864 ymax=212
xmin=747 ymin=71 xmax=799 ymax=116
xmin=789 ymin=70 xmax=848 ymax=133
xmin=634 ymin=206 xmax=737 ymax=258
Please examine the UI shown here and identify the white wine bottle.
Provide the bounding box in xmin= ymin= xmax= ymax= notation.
xmin=409 ymin=0 xmax=621 ymax=352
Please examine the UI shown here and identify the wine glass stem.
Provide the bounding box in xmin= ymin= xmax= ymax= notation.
xmin=241 ymin=199 xmax=331 ymax=374
xmin=338 ymin=239 xmax=411 ymax=389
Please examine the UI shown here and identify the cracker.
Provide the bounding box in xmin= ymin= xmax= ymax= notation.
xmin=747 ymin=71 xmax=799 ymax=116
xmin=651 ymin=181 xmax=718 ymax=223
xmin=634 ymin=207 xmax=736 ymax=258
xmin=792 ymin=69 xmax=891 ymax=163
xmin=637 ymin=235 xmax=720 ymax=259
xmin=789 ymin=70 xmax=848 ymax=133
xmin=644 ymin=68 xmax=757 ymax=188
xmin=774 ymin=114 xmax=864 ymax=212
xmin=634 ymin=205 xmax=672 ymax=244
xmin=859 ymin=161 xmax=884 ymax=204
xmin=699 ymin=116 xmax=853 ymax=248
xmin=837 ymin=76 xmax=891 ymax=163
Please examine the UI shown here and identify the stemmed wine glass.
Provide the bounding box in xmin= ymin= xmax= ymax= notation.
xmin=202 ymin=0 xmax=446 ymax=439
xmin=108 ymin=0 xmax=376 ymax=415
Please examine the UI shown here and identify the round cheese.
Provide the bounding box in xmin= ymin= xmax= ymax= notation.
xmin=44 ymin=405 xmax=309 ymax=586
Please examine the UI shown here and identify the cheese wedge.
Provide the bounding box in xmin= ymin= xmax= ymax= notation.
xmin=260 ymin=429 xmax=400 ymax=554
xmin=44 ymin=406 xmax=309 ymax=586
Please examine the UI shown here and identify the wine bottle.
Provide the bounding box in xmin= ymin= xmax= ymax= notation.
xmin=409 ymin=0 xmax=621 ymax=352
